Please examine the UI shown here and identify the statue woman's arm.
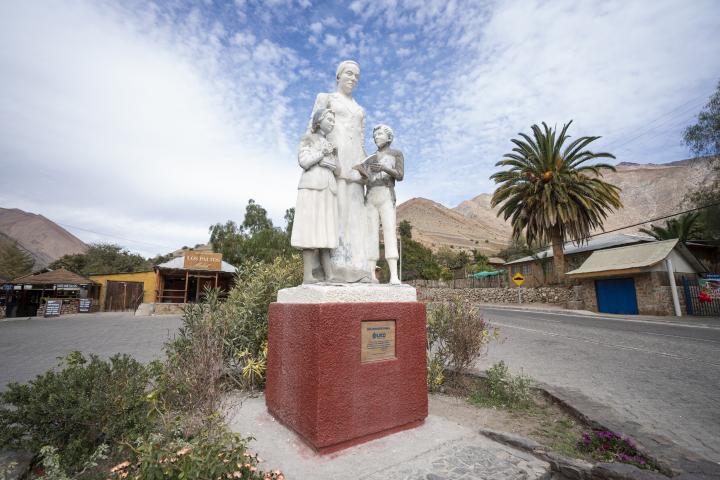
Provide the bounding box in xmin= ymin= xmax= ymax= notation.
xmin=298 ymin=136 xmax=324 ymax=170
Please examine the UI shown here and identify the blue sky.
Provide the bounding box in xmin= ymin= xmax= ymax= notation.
xmin=1 ymin=0 xmax=719 ymax=256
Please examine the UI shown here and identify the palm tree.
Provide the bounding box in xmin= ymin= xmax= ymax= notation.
xmin=491 ymin=121 xmax=622 ymax=283
xmin=639 ymin=212 xmax=701 ymax=241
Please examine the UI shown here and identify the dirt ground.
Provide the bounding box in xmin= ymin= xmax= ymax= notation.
xmin=430 ymin=383 xmax=595 ymax=461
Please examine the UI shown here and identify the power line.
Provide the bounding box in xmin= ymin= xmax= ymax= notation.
xmin=57 ymin=222 xmax=175 ymax=250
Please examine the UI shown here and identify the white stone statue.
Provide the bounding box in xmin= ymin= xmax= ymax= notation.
xmin=291 ymin=108 xmax=340 ymax=283
xmin=356 ymin=124 xmax=404 ymax=284
xmin=308 ymin=60 xmax=372 ymax=283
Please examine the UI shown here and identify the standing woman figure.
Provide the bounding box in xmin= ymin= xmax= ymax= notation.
xmin=308 ymin=60 xmax=371 ymax=282
xmin=291 ymin=108 xmax=340 ymax=283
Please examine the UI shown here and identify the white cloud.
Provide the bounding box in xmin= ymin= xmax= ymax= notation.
xmin=0 ymin=1 xmax=300 ymax=256
xmin=309 ymin=21 xmax=322 ymax=34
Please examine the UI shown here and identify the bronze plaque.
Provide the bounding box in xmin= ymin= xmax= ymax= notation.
xmin=183 ymin=252 xmax=223 ymax=271
xmin=361 ymin=320 xmax=396 ymax=363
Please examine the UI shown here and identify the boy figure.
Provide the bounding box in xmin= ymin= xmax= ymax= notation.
xmin=362 ymin=124 xmax=404 ymax=284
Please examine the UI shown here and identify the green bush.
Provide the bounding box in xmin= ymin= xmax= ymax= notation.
xmin=427 ymin=299 xmax=498 ymax=379
xmin=472 ymin=361 xmax=533 ymax=409
xmin=220 ymin=255 xmax=302 ymax=388
xmin=107 ymin=426 xmax=270 ymax=480
xmin=0 ymin=352 xmax=154 ymax=473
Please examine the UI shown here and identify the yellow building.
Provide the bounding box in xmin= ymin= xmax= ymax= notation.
xmin=89 ymin=271 xmax=157 ymax=311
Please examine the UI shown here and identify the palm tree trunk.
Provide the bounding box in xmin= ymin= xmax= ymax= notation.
xmin=551 ymin=229 xmax=565 ymax=285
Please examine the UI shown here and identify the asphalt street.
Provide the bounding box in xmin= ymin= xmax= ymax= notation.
xmin=478 ymin=307 xmax=720 ymax=463
xmin=0 ymin=312 xmax=182 ymax=390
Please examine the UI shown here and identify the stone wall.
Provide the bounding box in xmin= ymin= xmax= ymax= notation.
xmin=417 ymin=286 xmax=573 ymax=304
xmin=0 ymin=305 xmax=5 ymax=319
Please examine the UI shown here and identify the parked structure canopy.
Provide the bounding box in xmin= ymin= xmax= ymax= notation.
xmin=565 ymin=239 xmax=706 ymax=279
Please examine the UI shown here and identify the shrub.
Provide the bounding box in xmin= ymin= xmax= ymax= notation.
xmin=427 ymin=299 xmax=498 ymax=378
xmin=471 ymin=361 xmax=533 ymax=409
xmin=220 ymin=255 xmax=302 ymax=387
xmin=107 ymin=425 xmax=277 ymax=480
xmin=160 ymin=289 xmax=228 ymax=420
xmin=577 ymin=431 xmax=655 ymax=470
xmin=0 ymin=352 xmax=154 ymax=473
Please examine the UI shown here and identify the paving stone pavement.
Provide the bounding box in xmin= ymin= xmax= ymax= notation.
xmin=227 ymin=394 xmax=550 ymax=480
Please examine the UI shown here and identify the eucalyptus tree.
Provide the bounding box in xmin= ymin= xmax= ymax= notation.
xmin=491 ymin=122 xmax=622 ymax=282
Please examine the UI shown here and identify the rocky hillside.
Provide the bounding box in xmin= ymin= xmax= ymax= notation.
xmin=398 ymin=157 xmax=716 ymax=254
xmin=0 ymin=208 xmax=88 ymax=269
xmin=396 ymin=197 xmax=508 ymax=254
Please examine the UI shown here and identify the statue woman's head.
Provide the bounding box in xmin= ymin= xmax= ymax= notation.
xmin=311 ymin=108 xmax=335 ymax=134
xmin=335 ymin=60 xmax=360 ymax=95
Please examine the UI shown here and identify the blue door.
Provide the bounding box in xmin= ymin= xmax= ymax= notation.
xmin=595 ymin=278 xmax=639 ymax=315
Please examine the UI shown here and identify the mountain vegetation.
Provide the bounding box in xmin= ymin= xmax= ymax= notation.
xmin=48 ymin=244 xmax=170 ymax=276
xmin=491 ymin=121 xmax=622 ymax=282
xmin=0 ymin=238 xmax=34 ymax=280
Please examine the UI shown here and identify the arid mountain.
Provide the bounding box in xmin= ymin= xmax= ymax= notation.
xmin=0 ymin=208 xmax=88 ymax=269
xmin=398 ymin=157 xmax=716 ymax=254
xmin=396 ymin=198 xmax=508 ymax=254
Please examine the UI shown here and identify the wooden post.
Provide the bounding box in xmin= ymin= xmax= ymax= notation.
xmin=214 ymin=272 xmax=218 ymax=289
xmin=155 ymin=269 xmax=161 ymax=303
xmin=184 ymin=271 xmax=189 ymax=304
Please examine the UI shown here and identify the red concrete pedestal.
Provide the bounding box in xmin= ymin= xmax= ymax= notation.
xmin=265 ymin=301 xmax=428 ymax=454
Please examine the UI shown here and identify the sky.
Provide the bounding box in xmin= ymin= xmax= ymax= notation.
xmin=1 ymin=0 xmax=719 ymax=257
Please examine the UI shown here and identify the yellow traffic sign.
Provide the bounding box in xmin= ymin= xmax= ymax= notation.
xmin=512 ymin=273 xmax=525 ymax=286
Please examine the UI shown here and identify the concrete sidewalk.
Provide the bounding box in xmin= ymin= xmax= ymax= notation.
xmin=476 ymin=302 xmax=720 ymax=328
xmin=227 ymin=394 xmax=550 ymax=480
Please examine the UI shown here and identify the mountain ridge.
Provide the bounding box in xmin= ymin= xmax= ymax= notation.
xmin=0 ymin=207 xmax=89 ymax=269
xmin=397 ymin=156 xmax=716 ymax=254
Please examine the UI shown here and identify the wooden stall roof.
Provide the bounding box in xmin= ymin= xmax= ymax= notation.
xmin=12 ymin=267 xmax=97 ymax=285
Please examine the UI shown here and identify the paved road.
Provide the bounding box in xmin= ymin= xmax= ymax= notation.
xmin=0 ymin=312 xmax=182 ymax=390
xmin=478 ymin=307 xmax=720 ymax=463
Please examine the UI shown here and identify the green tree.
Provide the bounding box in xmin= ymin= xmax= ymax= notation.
xmin=639 ymin=212 xmax=702 ymax=241
xmin=208 ymin=199 xmax=293 ymax=266
xmin=401 ymin=238 xmax=441 ymax=280
xmin=496 ymin=236 xmax=535 ymax=262
xmin=49 ymin=244 xmax=149 ymax=276
xmin=491 ymin=121 xmax=622 ymax=282
xmin=0 ymin=240 xmax=34 ymax=279
xmin=683 ymin=80 xmax=720 ymax=156
xmin=682 ymin=82 xmax=720 ymax=239
xmin=399 ymin=220 xmax=413 ymax=239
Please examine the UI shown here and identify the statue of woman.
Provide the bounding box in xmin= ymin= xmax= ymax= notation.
xmin=291 ymin=108 xmax=339 ymax=283
xmin=308 ymin=60 xmax=371 ymax=282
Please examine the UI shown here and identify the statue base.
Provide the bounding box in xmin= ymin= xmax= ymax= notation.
xmin=265 ymin=284 xmax=428 ymax=454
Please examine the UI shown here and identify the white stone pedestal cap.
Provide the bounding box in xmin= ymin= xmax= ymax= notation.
xmin=276 ymin=283 xmax=417 ymax=304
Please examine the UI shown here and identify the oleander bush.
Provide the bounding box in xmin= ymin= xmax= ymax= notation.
xmin=106 ymin=426 xmax=272 ymax=480
xmin=220 ymin=255 xmax=302 ymax=388
xmin=0 ymin=352 xmax=154 ymax=473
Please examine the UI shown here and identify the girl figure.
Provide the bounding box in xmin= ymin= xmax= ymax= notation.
xmin=291 ymin=108 xmax=340 ymax=283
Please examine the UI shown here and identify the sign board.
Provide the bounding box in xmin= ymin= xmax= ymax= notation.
xmin=512 ymin=273 xmax=525 ymax=286
xmin=361 ymin=320 xmax=396 ymax=363
xmin=183 ymin=252 xmax=222 ymax=271
xmin=45 ymin=299 xmax=62 ymax=317
xmin=79 ymin=298 xmax=91 ymax=313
